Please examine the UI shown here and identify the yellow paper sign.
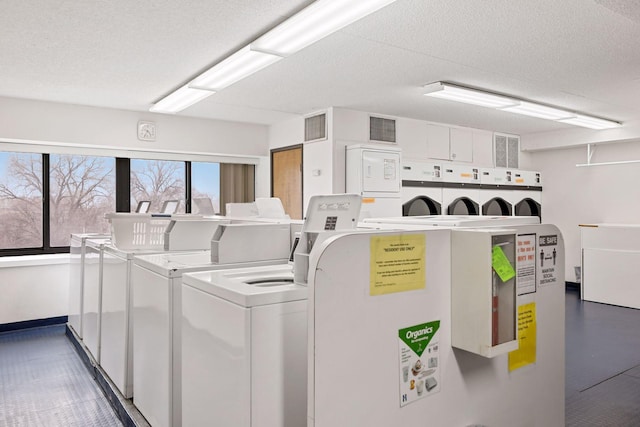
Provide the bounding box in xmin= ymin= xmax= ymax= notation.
xmin=509 ymin=302 xmax=537 ymax=371
xmin=370 ymin=234 xmax=426 ymax=296
xmin=492 ymin=245 xmax=515 ymax=282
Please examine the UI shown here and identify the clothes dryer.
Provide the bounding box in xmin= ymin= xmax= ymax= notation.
xmin=401 ymin=160 xmax=443 ymax=216
xmin=512 ymin=170 xmax=542 ymax=219
xmin=441 ymin=164 xmax=480 ymax=215
xmin=181 ymin=265 xmax=306 ymax=427
xmin=479 ymin=168 xmax=515 ymax=216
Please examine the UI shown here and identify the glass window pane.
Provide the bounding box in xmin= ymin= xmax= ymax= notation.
xmin=131 ymin=159 xmax=186 ymax=213
xmin=191 ymin=162 xmax=220 ymax=214
xmin=0 ymin=152 xmax=44 ymax=249
xmin=49 ymin=154 xmax=115 ymax=247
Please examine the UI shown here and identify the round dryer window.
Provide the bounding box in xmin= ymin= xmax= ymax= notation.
xmin=482 ymin=197 xmax=512 ymax=216
xmin=403 ymin=196 xmax=442 ymax=216
xmin=515 ymin=198 xmax=541 ymax=219
xmin=447 ymin=197 xmax=479 ymax=215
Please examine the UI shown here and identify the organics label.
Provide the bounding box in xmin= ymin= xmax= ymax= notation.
xmin=398 ymin=321 xmax=441 ymax=407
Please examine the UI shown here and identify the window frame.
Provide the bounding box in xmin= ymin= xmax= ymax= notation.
xmin=0 ymin=142 xmax=245 ymax=257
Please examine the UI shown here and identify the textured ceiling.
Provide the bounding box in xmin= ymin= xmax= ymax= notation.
xmin=1 ymin=0 xmax=640 ymax=134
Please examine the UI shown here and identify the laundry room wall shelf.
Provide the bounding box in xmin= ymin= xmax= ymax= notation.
xmin=576 ymin=143 xmax=640 ymax=167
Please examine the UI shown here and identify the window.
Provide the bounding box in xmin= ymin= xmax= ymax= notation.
xmin=130 ymin=159 xmax=186 ymax=213
xmin=0 ymin=147 xmax=252 ymax=256
xmin=191 ymin=162 xmax=220 ymax=214
xmin=49 ymin=154 xmax=115 ymax=247
xmin=0 ymin=152 xmax=43 ymax=249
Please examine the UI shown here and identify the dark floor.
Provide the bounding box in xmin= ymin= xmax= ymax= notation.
xmin=565 ymin=288 xmax=640 ymax=426
xmin=1 ymin=290 xmax=639 ymax=426
xmin=0 ymin=325 xmax=122 ymax=427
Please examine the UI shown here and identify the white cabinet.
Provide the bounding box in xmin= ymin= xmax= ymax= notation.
xmin=426 ymin=124 xmax=450 ymax=160
xmin=451 ymin=229 xmax=518 ymax=357
xmin=449 ymin=128 xmax=473 ymax=162
xmin=426 ymin=125 xmax=473 ymax=162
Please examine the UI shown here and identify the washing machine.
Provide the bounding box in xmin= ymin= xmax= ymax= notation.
xmin=512 ymin=170 xmax=542 ymax=219
xmin=81 ymin=237 xmax=111 ymax=362
xmin=181 ymin=264 xmax=307 ymax=427
xmin=401 ymin=160 xmax=443 ymax=216
xmin=441 ymin=164 xmax=481 ymax=215
xmin=69 ymin=233 xmax=110 ymax=338
xmin=131 ymin=223 xmax=292 ymax=427
xmin=479 ymin=168 xmax=515 ymax=216
xmin=100 ymin=217 xmax=226 ymax=399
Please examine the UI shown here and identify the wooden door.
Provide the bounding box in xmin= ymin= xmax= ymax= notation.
xmin=271 ymin=145 xmax=303 ymax=219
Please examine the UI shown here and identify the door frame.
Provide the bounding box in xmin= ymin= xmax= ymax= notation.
xmin=270 ymin=144 xmax=303 ymax=218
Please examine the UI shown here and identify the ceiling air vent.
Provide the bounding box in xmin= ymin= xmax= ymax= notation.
xmin=370 ymin=116 xmax=396 ymax=143
xmin=304 ymin=113 xmax=327 ymax=142
xmin=494 ymin=133 xmax=519 ymax=168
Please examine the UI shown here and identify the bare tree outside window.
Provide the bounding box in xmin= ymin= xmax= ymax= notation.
xmin=130 ymin=159 xmax=185 ymax=213
xmin=191 ymin=162 xmax=220 ymax=214
xmin=0 ymin=152 xmax=43 ymax=249
xmin=49 ymin=154 xmax=115 ymax=246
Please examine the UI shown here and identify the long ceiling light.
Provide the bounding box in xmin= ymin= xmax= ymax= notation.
xmin=151 ymin=0 xmax=398 ymax=113
xmin=423 ymin=82 xmax=517 ymax=108
xmin=189 ymin=46 xmax=283 ymax=91
xmin=150 ymin=84 xmax=215 ymax=114
xmin=424 ymin=82 xmax=621 ymax=130
xmin=251 ymin=0 xmax=398 ymax=57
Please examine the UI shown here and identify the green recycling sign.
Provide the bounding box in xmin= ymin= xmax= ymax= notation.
xmin=398 ymin=320 xmax=441 ymax=407
xmin=398 ymin=321 xmax=440 ymax=357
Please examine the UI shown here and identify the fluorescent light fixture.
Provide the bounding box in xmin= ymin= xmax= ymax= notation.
xmin=502 ymin=101 xmax=575 ymax=120
xmin=189 ymin=46 xmax=282 ymax=91
xmin=423 ymin=81 xmax=622 ymax=130
xmin=150 ymin=84 xmax=215 ymax=114
xmin=424 ymin=82 xmax=518 ymax=108
xmin=251 ymin=0 xmax=398 ymax=56
xmin=559 ymin=114 xmax=621 ymax=130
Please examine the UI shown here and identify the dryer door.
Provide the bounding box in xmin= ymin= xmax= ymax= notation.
xmin=403 ymin=196 xmax=442 ymax=216
xmin=515 ymin=198 xmax=541 ymax=219
xmin=482 ymin=197 xmax=512 ymax=216
xmin=447 ymin=197 xmax=479 ymax=215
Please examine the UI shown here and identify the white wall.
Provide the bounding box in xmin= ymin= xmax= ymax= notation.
xmin=0 ymin=256 xmax=69 ymax=324
xmin=268 ymin=107 xmax=534 ymax=215
xmin=0 ymin=96 xmax=272 ymax=325
xmin=528 ymin=139 xmax=640 ymax=281
xmin=0 ymin=96 xmax=269 ymax=156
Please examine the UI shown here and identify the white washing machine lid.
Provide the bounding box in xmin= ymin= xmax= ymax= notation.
xmin=133 ymin=251 xmax=284 ymax=277
xmin=102 ymin=243 xmax=185 ymax=260
xmin=182 ymin=264 xmax=306 ymax=308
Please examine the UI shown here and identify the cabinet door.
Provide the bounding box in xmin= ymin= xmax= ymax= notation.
xmin=450 ymin=128 xmax=473 ymax=162
xmin=426 ymin=124 xmax=450 ymax=160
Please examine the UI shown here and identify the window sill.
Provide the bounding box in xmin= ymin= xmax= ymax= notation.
xmin=0 ymin=254 xmax=70 ymax=268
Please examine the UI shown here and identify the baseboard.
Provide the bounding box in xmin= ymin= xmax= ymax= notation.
xmin=0 ymin=315 xmax=68 ymax=333
xmin=65 ymin=325 xmax=149 ymax=427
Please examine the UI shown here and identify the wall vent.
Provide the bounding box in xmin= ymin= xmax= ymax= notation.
xmin=494 ymin=133 xmax=519 ymax=168
xmin=304 ymin=113 xmax=327 ymax=142
xmin=370 ymin=116 xmax=396 ymax=143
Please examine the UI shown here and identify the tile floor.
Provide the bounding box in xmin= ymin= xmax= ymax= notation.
xmin=1 ymin=288 xmax=639 ymax=426
xmin=0 ymin=325 xmax=121 ymax=427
